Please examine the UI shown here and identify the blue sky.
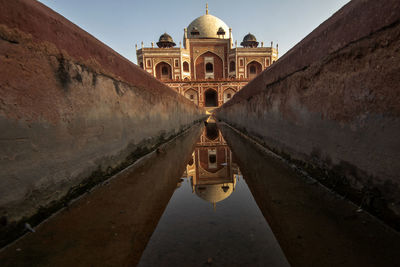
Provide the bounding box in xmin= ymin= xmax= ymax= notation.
xmin=38 ymin=0 xmax=350 ymax=64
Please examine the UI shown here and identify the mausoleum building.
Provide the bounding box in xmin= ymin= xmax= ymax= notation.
xmin=136 ymin=5 xmax=278 ymax=108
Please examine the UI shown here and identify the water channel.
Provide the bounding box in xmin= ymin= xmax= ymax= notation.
xmin=1 ymin=120 xmax=400 ymax=267
xmin=138 ymin=121 xmax=289 ymax=267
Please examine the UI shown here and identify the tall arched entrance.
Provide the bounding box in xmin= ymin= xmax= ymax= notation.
xmin=204 ymin=89 xmax=218 ymax=107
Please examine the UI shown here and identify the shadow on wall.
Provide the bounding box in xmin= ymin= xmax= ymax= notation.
xmin=0 ymin=0 xmax=206 ymax=248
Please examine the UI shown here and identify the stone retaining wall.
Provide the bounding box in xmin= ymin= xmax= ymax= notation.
xmin=216 ymin=0 xmax=400 ymax=229
xmin=0 ymin=0 xmax=205 ymax=245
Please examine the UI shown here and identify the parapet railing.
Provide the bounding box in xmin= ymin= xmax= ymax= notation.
xmin=161 ymin=77 xmax=251 ymax=83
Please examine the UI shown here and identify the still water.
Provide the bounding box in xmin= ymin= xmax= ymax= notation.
xmin=1 ymin=120 xmax=400 ymax=267
xmin=138 ymin=123 xmax=289 ymax=266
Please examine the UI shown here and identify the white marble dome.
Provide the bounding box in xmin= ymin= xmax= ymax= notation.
xmin=187 ymin=14 xmax=230 ymax=39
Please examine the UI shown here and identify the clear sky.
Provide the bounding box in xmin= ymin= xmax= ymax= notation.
xmin=38 ymin=0 xmax=350 ymax=64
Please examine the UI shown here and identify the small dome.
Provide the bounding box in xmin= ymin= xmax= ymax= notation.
xmin=157 ymin=33 xmax=176 ymax=48
xmin=241 ymin=33 xmax=259 ymax=48
xmin=243 ymin=33 xmax=257 ymax=42
xmin=159 ymin=33 xmax=174 ymax=43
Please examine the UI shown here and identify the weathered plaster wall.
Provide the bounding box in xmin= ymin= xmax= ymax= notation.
xmin=0 ymin=0 xmax=204 ymax=244
xmin=216 ymin=0 xmax=400 ymax=228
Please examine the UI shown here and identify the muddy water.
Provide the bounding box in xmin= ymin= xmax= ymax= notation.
xmin=1 ymin=122 xmax=400 ymax=267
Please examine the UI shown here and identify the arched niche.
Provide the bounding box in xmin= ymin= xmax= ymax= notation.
xmin=155 ymin=62 xmax=172 ymax=80
xmin=223 ymin=88 xmax=236 ymax=103
xmin=183 ymin=61 xmax=190 ymax=72
xmin=184 ymin=88 xmax=198 ymax=105
xmin=195 ymin=51 xmax=223 ymax=79
xmin=229 ymin=61 xmax=235 ymax=72
xmin=246 ymin=61 xmax=262 ymax=79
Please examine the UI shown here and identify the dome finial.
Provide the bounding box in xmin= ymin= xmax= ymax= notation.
xmin=206 ymin=3 xmax=209 ymax=14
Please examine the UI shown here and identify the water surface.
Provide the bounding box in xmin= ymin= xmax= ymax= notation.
xmin=138 ymin=125 xmax=289 ymax=266
xmin=1 ymin=122 xmax=400 ymax=267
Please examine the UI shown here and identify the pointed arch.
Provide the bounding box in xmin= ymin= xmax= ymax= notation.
xmin=194 ymin=51 xmax=224 ymax=79
xmin=223 ymin=88 xmax=236 ymax=103
xmin=183 ymin=61 xmax=190 ymax=72
xmin=184 ymin=88 xmax=198 ymax=105
xmin=155 ymin=61 xmax=172 ymax=80
xmin=246 ymin=60 xmax=262 ymax=79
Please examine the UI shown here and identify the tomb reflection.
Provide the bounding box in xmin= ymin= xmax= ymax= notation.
xmin=185 ymin=121 xmax=241 ymax=210
xmin=138 ymin=121 xmax=289 ymax=267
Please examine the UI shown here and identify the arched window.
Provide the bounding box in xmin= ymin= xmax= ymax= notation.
xmin=205 ymin=62 xmax=213 ymax=73
xmin=139 ymin=62 xmax=143 ymax=69
xmin=229 ymin=61 xmax=235 ymax=72
xmin=250 ymin=65 xmax=256 ymax=74
xmin=183 ymin=62 xmax=189 ymax=72
xmin=162 ymin=66 xmax=169 ymax=75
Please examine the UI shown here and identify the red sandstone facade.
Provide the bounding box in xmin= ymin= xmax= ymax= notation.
xmin=136 ymin=5 xmax=278 ymax=109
